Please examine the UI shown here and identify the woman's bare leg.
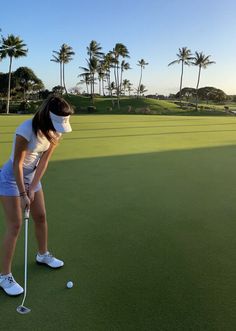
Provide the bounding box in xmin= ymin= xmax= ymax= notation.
xmin=0 ymin=196 xmax=22 ymax=275
xmin=30 ymin=189 xmax=48 ymax=255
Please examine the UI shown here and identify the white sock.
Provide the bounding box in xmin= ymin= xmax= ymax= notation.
xmin=38 ymin=251 xmax=49 ymax=257
xmin=0 ymin=272 xmax=12 ymax=278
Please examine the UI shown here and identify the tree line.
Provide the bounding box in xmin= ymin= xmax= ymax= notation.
xmin=175 ymin=87 xmax=227 ymax=103
xmin=0 ymin=32 xmax=221 ymax=114
xmin=0 ymin=32 xmax=150 ymax=113
xmin=168 ymin=47 xmax=215 ymax=110
xmin=51 ymin=40 xmax=149 ymax=108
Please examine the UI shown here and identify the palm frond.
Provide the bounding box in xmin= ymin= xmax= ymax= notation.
xmin=168 ymin=59 xmax=180 ymax=66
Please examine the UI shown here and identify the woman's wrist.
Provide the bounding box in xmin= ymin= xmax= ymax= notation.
xmin=19 ymin=191 xmax=27 ymax=196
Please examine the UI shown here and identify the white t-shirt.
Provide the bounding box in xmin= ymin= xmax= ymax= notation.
xmin=10 ymin=119 xmax=61 ymax=170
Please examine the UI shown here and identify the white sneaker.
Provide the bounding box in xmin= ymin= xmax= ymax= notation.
xmin=0 ymin=273 xmax=23 ymax=296
xmin=36 ymin=251 xmax=64 ymax=268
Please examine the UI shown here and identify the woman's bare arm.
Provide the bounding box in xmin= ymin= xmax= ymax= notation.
xmin=13 ymin=135 xmax=28 ymax=194
xmin=29 ymin=142 xmax=57 ymax=191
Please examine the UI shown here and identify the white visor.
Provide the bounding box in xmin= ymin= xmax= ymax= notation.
xmin=49 ymin=111 xmax=72 ymax=133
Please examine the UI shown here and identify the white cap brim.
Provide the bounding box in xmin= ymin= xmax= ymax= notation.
xmin=49 ymin=111 xmax=72 ymax=133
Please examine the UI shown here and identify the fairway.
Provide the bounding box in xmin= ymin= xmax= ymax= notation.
xmin=1 ymin=114 xmax=236 ymax=330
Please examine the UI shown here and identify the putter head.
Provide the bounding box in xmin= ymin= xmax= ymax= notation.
xmin=16 ymin=305 xmax=31 ymax=314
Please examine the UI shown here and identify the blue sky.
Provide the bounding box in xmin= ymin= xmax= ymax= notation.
xmin=1 ymin=0 xmax=236 ymax=95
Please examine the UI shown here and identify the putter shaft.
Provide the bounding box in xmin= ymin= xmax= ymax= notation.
xmin=16 ymin=209 xmax=31 ymax=314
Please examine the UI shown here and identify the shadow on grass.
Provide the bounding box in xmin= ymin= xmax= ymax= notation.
xmin=1 ymin=145 xmax=236 ymax=330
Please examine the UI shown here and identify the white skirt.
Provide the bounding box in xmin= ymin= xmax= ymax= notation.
xmin=0 ymin=159 xmax=42 ymax=197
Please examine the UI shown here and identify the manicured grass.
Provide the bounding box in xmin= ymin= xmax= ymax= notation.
xmin=1 ymin=115 xmax=236 ymax=330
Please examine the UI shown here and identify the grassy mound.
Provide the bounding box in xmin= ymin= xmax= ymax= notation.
xmin=65 ymin=95 xmax=229 ymax=116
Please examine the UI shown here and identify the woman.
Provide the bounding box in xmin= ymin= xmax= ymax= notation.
xmin=0 ymin=96 xmax=73 ymax=296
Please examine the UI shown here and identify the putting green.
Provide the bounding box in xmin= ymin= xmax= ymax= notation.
xmin=1 ymin=115 xmax=236 ymax=330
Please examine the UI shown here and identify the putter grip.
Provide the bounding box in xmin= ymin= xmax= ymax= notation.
xmin=24 ymin=208 xmax=30 ymax=219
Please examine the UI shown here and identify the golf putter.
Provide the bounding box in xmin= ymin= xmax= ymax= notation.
xmin=16 ymin=208 xmax=31 ymax=314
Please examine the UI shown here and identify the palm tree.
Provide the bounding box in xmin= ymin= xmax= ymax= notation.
xmin=137 ymin=84 xmax=147 ymax=96
xmin=103 ymin=52 xmax=114 ymax=96
xmin=137 ymin=59 xmax=148 ymax=98
xmin=0 ymin=34 xmax=28 ymax=113
xmin=110 ymin=81 xmax=116 ymax=106
xmin=127 ymin=82 xmax=133 ymax=96
xmin=80 ymin=56 xmax=99 ymax=103
xmin=78 ymin=72 xmax=91 ymax=94
xmin=87 ymin=40 xmax=103 ymax=60
xmin=59 ymin=44 xmax=75 ymax=94
xmin=0 ymin=35 xmax=2 ymax=65
xmin=86 ymin=40 xmax=103 ymax=97
xmin=168 ymin=47 xmax=192 ymax=107
xmin=0 ymin=29 xmax=3 ymax=66
xmin=112 ymin=43 xmax=130 ymax=108
xmin=97 ymin=61 xmax=107 ymax=96
xmin=191 ymin=51 xmax=215 ymax=110
xmin=120 ymin=60 xmax=130 ymax=95
xmin=51 ymin=51 xmax=63 ymax=89
xmin=122 ymin=79 xmax=130 ymax=95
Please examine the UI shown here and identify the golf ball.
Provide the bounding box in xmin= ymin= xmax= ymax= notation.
xmin=67 ymin=281 xmax=73 ymax=288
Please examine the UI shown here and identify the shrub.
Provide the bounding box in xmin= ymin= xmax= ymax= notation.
xmin=87 ymin=106 xmax=96 ymax=113
xmin=0 ymin=102 xmax=6 ymax=113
